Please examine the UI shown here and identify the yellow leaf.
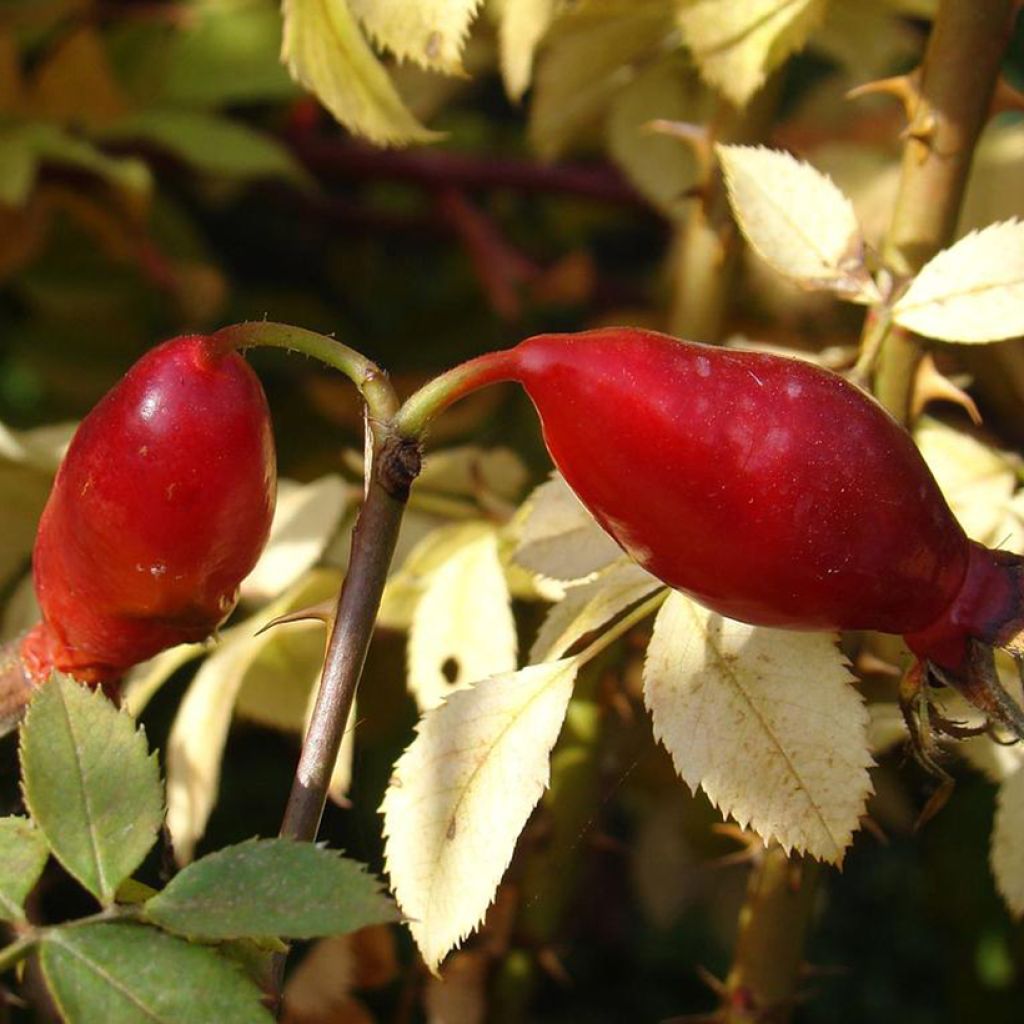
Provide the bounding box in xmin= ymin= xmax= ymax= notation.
xmin=408 ymin=527 xmax=516 ymax=710
xmin=606 ymin=56 xmax=708 ymax=217
xmin=347 ymin=0 xmax=483 ymax=74
xmin=915 ymin=418 xmax=1020 ymax=549
xmin=718 ymin=144 xmax=879 ymax=302
xmin=530 ymin=558 xmax=662 ymax=662
xmin=513 ymin=474 xmax=622 ymax=582
xmin=813 ymin=0 xmax=920 ymax=80
xmin=992 ymin=764 xmax=1024 ymax=917
xmin=281 ymin=0 xmax=441 ymax=146
xmin=677 ymin=0 xmax=826 ymax=107
xmin=892 ymin=220 xmax=1024 ymax=343
xmin=528 ymin=0 xmax=677 ymax=161
xmin=498 ymin=0 xmax=559 ymax=101
xmin=122 ymin=642 xmax=208 ymax=718
xmin=382 ymin=659 xmax=578 ymax=971
xmin=240 ymin=475 xmax=351 ymax=603
xmin=643 ymin=591 xmax=872 ymax=862
xmin=416 ymin=445 xmax=528 ymax=501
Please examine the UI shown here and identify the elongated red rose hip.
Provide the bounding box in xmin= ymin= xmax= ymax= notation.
xmin=19 ymin=334 xmax=276 ymax=684
xmin=438 ymin=326 xmax=1024 ymax=736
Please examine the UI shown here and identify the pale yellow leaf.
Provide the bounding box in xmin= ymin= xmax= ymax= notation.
xmin=915 ymin=418 xmax=1020 ymax=549
xmin=718 ymin=144 xmax=879 ymax=302
xmin=241 ymin=475 xmax=350 ymax=603
xmin=166 ymin=570 xmax=338 ymax=863
xmin=281 ymin=0 xmax=440 ymax=146
xmin=514 ymin=474 xmax=622 ymax=582
xmin=382 ymin=659 xmax=578 ymax=970
xmin=866 ymin=702 xmax=906 ymax=756
xmin=892 ymin=220 xmax=1024 ymax=343
xmin=408 ymin=527 xmax=516 ymax=710
xmin=347 ymin=0 xmax=482 ymax=73
xmin=530 ymin=558 xmax=663 ymax=662
xmin=416 ymin=445 xmax=528 ymax=501
xmin=379 ymin=520 xmax=492 ymax=631
xmin=499 ymin=0 xmax=558 ymax=101
xmin=678 ymin=0 xmax=826 ymax=107
xmin=961 ymin=126 xmax=1024 ymax=236
xmin=812 ymin=0 xmax=920 ymax=80
xmin=992 ymin=763 xmax=1024 ymax=916
xmin=0 ymin=573 xmax=38 ymax=642
xmin=528 ymin=0 xmax=677 ymax=161
xmin=606 ymin=56 xmax=707 ymax=217
xmin=122 ymin=642 xmax=207 ymax=717
xmin=960 ymin=735 xmax=1024 ymax=785
xmin=643 ymin=591 xmax=872 ymax=862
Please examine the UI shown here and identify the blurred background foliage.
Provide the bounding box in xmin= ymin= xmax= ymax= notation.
xmin=2 ymin=0 xmax=1024 ymax=1021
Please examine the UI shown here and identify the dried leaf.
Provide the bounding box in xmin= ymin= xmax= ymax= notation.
xmin=499 ymin=0 xmax=558 ymax=102
xmin=382 ymin=659 xmax=578 ymax=971
xmin=718 ymin=144 xmax=878 ymax=302
xmin=408 ymin=527 xmax=516 ymax=710
xmin=643 ymin=592 xmax=872 ymax=862
xmin=530 ymin=558 xmax=662 ymax=663
xmin=678 ymin=0 xmax=826 ymax=107
xmin=992 ymin=763 xmax=1024 ymax=917
xmin=513 ymin=474 xmax=622 ymax=582
xmin=424 ymin=951 xmax=489 ymax=1024
xmin=281 ymin=0 xmax=440 ymax=146
xmin=892 ymin=221 xmax=1024 ymax=343
xmin=347 ymin=0 xmax=483 ymax=74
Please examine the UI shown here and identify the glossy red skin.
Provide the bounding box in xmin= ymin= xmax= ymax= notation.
xmin=22 ymin=335 xmax=275 ymax=682
xmin=509 ymin=328 xmax=975 ymax=642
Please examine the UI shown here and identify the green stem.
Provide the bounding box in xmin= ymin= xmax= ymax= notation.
xmin=393 ymin=349 xmax=519 ymax=439
xmin=722 ymin=848 xmax=819 ymax=1022
xmin=869 ymin=0 xmax=1014 ymax=420
xmin=210 ymin=321 xmax=398 ymax=427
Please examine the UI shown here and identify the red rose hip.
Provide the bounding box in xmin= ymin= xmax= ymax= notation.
xmin=20 ymin=334 xmax=276 ymax=683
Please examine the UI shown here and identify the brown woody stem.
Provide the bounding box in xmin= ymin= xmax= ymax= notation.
xmin=869 ymin=0 xmax=1014 ymax=420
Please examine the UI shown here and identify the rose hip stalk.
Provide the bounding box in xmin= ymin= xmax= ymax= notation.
xmin=7 ymin=334 xmax=275 ymax=710
xmin=401 ymin=327 xmax=1024 ymax=742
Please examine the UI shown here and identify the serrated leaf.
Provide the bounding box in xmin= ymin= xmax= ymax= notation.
xmin=166 ymin=571 xmax=338 ymax=864
xmin=100 ymin=110 xmax=313 ymax=187
xmin=241 ymin=475 xmax=350 ymax=603
xmin=606 ymin=56 xmax=706 ymax=217
xmin=499 ymin=0 xmax=558 ymax=101
xmin=347 ymin=0 xmax=483 ymax=74
xmin=530 ymin=558 xmax=663 ymax=663
xmin=718 ymin=144 xmax=878 ymax=302
xmin=281 ymin=0 xmax=440 ymax=147
xmin=382 ymin=659 xmax=578 ymax=971
xmin=20 ymin=676 xmax=163 ymax=904
xmin=514 ymin=474 xmax=622 ymax=582
xmin=678 ymin=0 xmax=826 ymax=107
xmin=408 ymin=527 xmax=516 ymax=710
xmin=0 ymin=817 xmax=48 ymax=923
xmin=40 ymin=922 xmax=273 ymax=1024
xmin=892 ymin=220 xmax=1024 ymax=343
xmin=146 ymin=838 xmax=397 ymax=941
xmin=643 ymin=592 xmax=872 ymax=862
xmin=528 ymin=0 xmax=677 ymax=161
xmin=992 ymin=764 xmax=1024 ymax=917
xmin=915 ymin=418 xmax=1021 ymax=549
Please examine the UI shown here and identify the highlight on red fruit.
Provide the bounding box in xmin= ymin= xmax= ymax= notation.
xmin=19 ymin=333 xmax=276 ymax=686
xmin=454 ymin=326 xmax=1024 ymax=737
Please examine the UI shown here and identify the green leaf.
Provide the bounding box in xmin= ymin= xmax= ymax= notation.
xmin=28 ymin=122 xmax=151 ymax=197
xmin=101 ymin=111 xmax=314 ymax=188
xmin=0 ymin=817 xmax=49 ymax=923
xmin=20 ymin=676 xmax=163 ymax=904
xmin=40 ymin=923 xmax=273 ymax=1024
xmin=281 ymin=0 xmax=440 ymax=147
xmin=161 ymin=3 xmax=298 ymax=107
xmin=0 ymin=123 xmax=39 ymax=206
xmin=145 ymin=838 xmax=398 ymax=941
